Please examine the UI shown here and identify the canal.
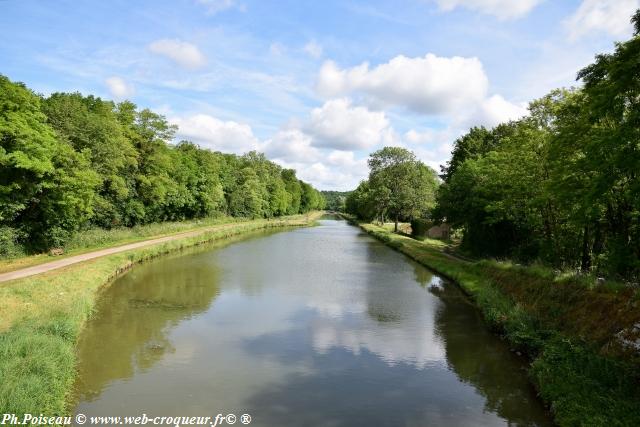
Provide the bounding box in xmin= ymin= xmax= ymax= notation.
xmin=73 ymin=216 xmax=552 ymax=426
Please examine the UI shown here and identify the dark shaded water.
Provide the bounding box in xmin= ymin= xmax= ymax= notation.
xmin=73 ymin=217 xmax=552 ymax=426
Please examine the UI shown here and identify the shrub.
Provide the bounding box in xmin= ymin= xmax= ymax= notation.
xmin=0 ymin=227 xmax=26 ymax=258
xmin=410 ymin=218 xmax=432 ymax=237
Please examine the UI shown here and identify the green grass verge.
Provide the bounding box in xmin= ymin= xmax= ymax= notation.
xmin=0 ymin=213 xmax=322 ymax=415
xmin=357 ymin=221 xmax=640 ymax=427
xmin=0 ymin=216 xmax=248 ymax=274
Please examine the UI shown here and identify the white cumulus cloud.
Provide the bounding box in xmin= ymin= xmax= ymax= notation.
xmin=326 ymin=150 xmax=364 ymax=168
xmin=465 ymin=94 xmax=529 ymax=128
xmin=104 ymin=76 xmax=134 ymax=99
xmin=410 ymin=142 xmax=455 ymax=173
xmin=262 ymin=128 xmax=320 ymax=163
xmin=305 ymin=98 xmax=396 ymax=150
xmin=316 ymin=54 xmax=489 ymax=115
xmin=277 ymin=159 xmax=367 ymax=191
xmin=435 ymin=0 xmax=543 ymax=19
xmin=565 ymin=0 xmax=639 ymax=41
xmin=170 ymin=114 xmax=260 ymax=154
xmin=404 ymin=128 xmax=455 ymax=146
xmin=148 ymin=39 xmax=207 ymax=69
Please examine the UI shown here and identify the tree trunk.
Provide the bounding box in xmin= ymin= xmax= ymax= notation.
xmin=581 ymin=224 xmax=591 ymax=272
xmin=395 ymin=215 xmax=399 ymax=233
xmin=592 ymin=221 xmax=603 ymax=257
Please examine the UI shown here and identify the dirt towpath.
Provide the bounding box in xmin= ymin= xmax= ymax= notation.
xmin=0 ymin=223 xmax=241 ymax=283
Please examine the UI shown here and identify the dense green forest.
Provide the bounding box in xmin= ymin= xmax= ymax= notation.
xmin=0 ymin=76 xmax=324 ymax=255
xmin=349 ymin=11 xmax=640 ymax=281
xmin=320 ymin=191 xmax=350 ymax=212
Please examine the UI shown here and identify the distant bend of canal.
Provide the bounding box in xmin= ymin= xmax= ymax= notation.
xmin=73 ymin=215 xmax=552 ymax=427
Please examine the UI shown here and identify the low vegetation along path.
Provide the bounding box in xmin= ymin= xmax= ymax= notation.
xmin=0 ymin=223 xmax=243 ymax=283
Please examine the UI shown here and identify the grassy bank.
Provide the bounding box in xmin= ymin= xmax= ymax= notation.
xmin=356 ymin=221 xmax=640 ymax=426
xmin=0 ymin=213 xmax=322 ymax=415
xmin=0 ymin=216 xmax=250 ymax=274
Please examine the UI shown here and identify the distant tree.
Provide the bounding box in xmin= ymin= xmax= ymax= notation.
xmin=368 ymin=147 xmax=438 ymax=232
xmin=345 ymin=181 xmax=377 ymax=221
xmin=281 ymin=169 xmax=302 ymax=214
xmin=321 ymin=191 xmax=350 ymax=212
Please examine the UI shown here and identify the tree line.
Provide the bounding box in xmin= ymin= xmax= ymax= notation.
xmin=0 ymin=75 xmax=324 ymax=254
xmin=348 ymin=10 xmax=640 ymax=280
xmin=320 ymin=191 xmax=349 ymax=212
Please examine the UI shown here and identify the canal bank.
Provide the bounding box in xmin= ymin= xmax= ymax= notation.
xmin=354 ymin=220 xmax=640 ymax=426
xmin=71 ymin=216 xmax=552 ymax=426
xmin=0 ymin=213 xmax=322 ymax=415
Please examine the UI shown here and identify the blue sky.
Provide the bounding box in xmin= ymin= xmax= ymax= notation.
xmin=1 ymin=0 xmax=637 ymax=190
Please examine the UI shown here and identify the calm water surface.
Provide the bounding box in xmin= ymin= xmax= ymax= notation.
xmin=73 ymin=217 xmax=552 ymax=426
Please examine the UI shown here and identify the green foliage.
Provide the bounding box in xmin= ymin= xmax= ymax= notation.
xmin=434 ymin=12 xmax=640 ymax=280
xmin=345 ymin=180 xmax=378 ymax=221
xmin=346 ymin=147 xmax=439 ymax=231
xmin=300 ymin=181 xmax=325 ymax=212
xmin=531 ymin=338 xmax=640 ymax=427
xmin=0 ymin=227 xmax=25 ymax=258
xmin=0 ymin=75 xmax=323 ymax=255
xmin=410 ymin=218 xmax=432 ymax=238
xmin=42 ymin=93 xmax=138 ymax=228
xmin=439 ymin=125 xmax=494 ymax=182
xmin=321 ymin=191 xmax=349 ymax=212
xmin=0 ymin=76 xmax=56 ymax=224
xmin=0 ymin=76 xmax=101 ymax=250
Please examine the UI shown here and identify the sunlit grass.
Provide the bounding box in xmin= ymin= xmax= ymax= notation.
xmin=0 ymin=216 xmax=248 ymax=274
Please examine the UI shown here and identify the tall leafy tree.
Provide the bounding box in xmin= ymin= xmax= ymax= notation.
xmin=42 ymin=93 xmax=138 ymax=227
xmin=0 ymin=75 xmax=99 ymax=249
xmin=568 ymin=11 xmax=640 ymax=275
xmin=440 ymin=126 xmax=493 ymax=182
xmin=282 ymin=169 xmax=302 ymax=215
xmin=368 ymin=147 xmax=438 ymax=231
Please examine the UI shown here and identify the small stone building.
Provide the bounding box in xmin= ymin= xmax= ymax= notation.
xmin=427 ymin=223 xmax=451 ymax=239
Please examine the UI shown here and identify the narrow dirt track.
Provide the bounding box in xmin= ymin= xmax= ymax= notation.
xmin=0 ymin=223 xmax=241 ymax=283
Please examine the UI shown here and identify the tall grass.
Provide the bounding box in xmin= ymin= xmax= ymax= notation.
xmin=0 ymin=216 xmax=246 ymax=274
xmin=63 ymin=216 xmax=242 ymax=251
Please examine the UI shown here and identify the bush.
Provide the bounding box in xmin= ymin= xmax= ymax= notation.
xmin=410 ymin=218 xmax=432 ymax=237
xmin=42 ymin=227 xmax=71 ymax=250
xmin=0 ymin=227 xmax=26 ymax=258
